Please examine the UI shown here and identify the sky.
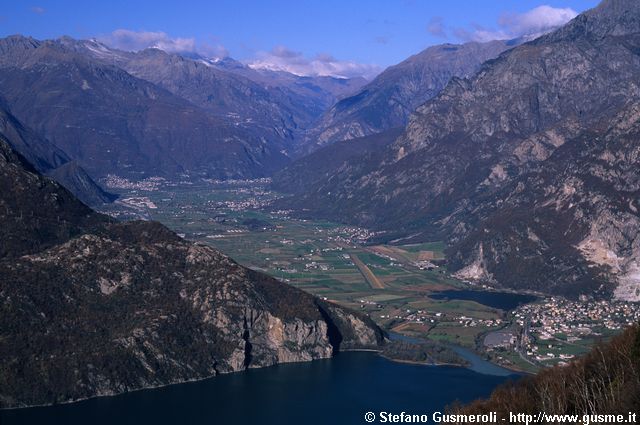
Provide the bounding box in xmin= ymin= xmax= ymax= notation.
xmin=1 ymin=0 xmax=600 ymax=79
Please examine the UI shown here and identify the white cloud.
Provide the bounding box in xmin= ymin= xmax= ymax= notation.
xmin=99 ymin=29 xmax=228 ymax=58
xmin=456 ymin=5 xmax=578 ymax=42
xmin=31 ymin=6 xmax=45 ymax=14
xmin=454 ymin=25 xmax=510 ymax=43
xmin=500 ymin=6 xmax=578 ymax=37
xmin=247 ymin=46 xmax=381 ymax=80
xmin=99 ymin=31 xmax=377 ymax=79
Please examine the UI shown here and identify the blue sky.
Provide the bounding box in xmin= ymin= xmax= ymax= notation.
xmin=1 ymin=1 xmax=600 ymax=77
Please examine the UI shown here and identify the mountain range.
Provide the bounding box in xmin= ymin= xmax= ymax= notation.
xmin=67 ymin=38 xmax=364 ymax=147
xmin=1 ymin=0 xmax=639 ymax=415
xmin=0 ymin=36 xmax=289 ymax=181
xmin=302 ymin=39 xmax=520 ymax=152
xmin=0 ymin=34 xmax=372 ymax=205
xmin=274 ymin=0 xmax=640 ymax=300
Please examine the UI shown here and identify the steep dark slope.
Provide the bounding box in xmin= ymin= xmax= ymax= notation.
xmin=0 ymin=139 xmax=383 ymax=408
xmin=305 ymin=40 xmax=516 ymax=150
xmin=0 ymin=104 xmax=116 ymax=206
xmin=46 ymin=160 xmax=118 ymax=205
xmin=0 ymin=101 xmax=68 ymax=172
xmin=0 ymin=35 xmax=288 ymax=180
xmin=281 ymin=0 xmax=640 ymax=298
xmin=0 ymin=137 xmax=108 ymax=259
xmin=272 ymin=128 xmax=402 ymax=195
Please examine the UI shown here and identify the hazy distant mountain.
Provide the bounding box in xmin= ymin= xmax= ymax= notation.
xmin=303 ymin=40 xmax=518 ymax=151
xmin=211 ymin=56 xmax=368 ymax=117
xmin=0 ymin=138 xmax=383 ymax=408
xmin=0 ymin=102 xmax=115 ymax=205
xmin=0 ymin=35 xmax=289 ymax=180
xmin=64 ymin=38 xmax=365 ymax=149
xmin=272 ymin=128 xmax=403 ymax=195
xmin=277 ymin=0 xmax=640 ymax=299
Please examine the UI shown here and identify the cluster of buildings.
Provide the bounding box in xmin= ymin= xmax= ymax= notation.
xmin=327 ymin=226 xmax=382 ymax=245
xmin=103 ymin=174 xmax=166 ymax=191
xmin=202 ymin=177 xmax=271 ymax=186
xmin=216 ymin=197 xmax=271 ymax=211
xmin=506 ymin=297 xmax=640 ymax=365
xmin=376 ymin=306 xmax=503 ymax=329
xmin=514 ymin=297 xmax=640 ymax=336
xmin=304 ymin=261 xmax=332 ymax=271
xmin=213 ymin=185 xmax=278 ymax=212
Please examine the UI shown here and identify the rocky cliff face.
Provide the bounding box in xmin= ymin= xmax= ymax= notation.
xmin=303 ymin=40 xmax=516 ymax=151
xmin=279 ymin=0 xmax=640 ymax=299
xmin=0 ymin=139 xmax=383 ymax=408
xmin=447 ymin=105 xmax=640 ymax=299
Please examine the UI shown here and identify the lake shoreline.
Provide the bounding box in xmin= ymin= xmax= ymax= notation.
xmin=1 ymin=344 xmax=515 ymax=412
xmin=0 ymin=351 xmax=512 ymax=425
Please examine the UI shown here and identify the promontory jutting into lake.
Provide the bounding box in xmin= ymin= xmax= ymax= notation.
xmin=1 ymin=0 xmax=640 ymax=423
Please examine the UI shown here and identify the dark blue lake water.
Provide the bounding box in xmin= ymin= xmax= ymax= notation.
xmin=428 ymin=289 xmax=538 ymax=310
xmin=0 ymin=352 xmax=517 ymax=425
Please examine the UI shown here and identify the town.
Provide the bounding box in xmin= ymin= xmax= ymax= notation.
xmin=99 ymin=178 xmax=640 ymax=374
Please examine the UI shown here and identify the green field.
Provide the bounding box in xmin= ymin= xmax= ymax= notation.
xmin=100 ymin=180 xmax=525 ymax=368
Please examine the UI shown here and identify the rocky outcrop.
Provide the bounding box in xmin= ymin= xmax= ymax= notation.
xmin=0 ymin=139 xmax=383 ymax=408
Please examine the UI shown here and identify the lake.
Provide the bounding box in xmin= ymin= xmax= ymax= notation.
xmin=428 ymin=289 xmax=538 ymax=310
xmin=0 ymin=352 xmax=517 ymax=425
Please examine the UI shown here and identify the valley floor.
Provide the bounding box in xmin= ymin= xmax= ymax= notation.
xmin=98 ymin=177 xmax=640 ymax=373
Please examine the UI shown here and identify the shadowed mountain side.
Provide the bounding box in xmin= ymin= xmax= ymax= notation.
xmin=46 ymin=161 xmax=118 ymax=206
xmin=0 ymin=137 xmax=108 ymax=259
xmin=0 ymin=36 xmax=289 ymax=180
xmin=0 ymin=104 xmax=116 ymax=206
xmin=272 ymin=128 xmax=403 ymax=195
xmin=303 ymin=40 xmax=517 ymax=152
xmin=0 ymin=138 xmax=383 ymax=408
